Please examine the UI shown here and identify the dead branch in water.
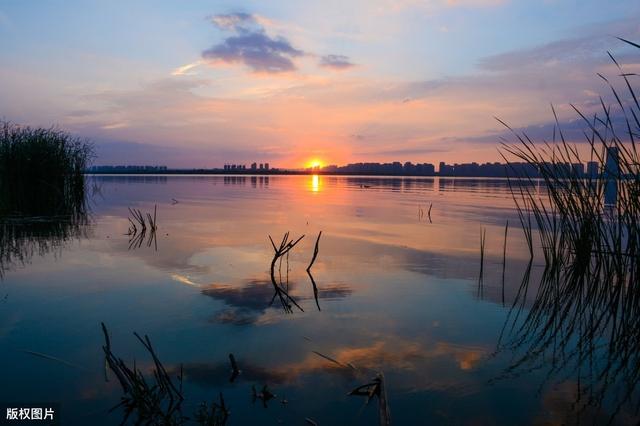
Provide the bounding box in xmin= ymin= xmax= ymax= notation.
xmin=306 ymin=231 xmax=322 ymax=272
xmin=478 ymin=226 xmax=486 ymax=298
xmin=229 ymin=353 xmax=240 ymax=383
xmin=501 ymin=220 xmax=509 ymax=306
xmin=307 ymin=269 xmax=321 ymax=311
xmin=268 ymin=232 xmax=305 ymax=313
xmin=126 ymin=205 xmax=158 ymax=250
xmin=349 ymin=372 xmax=391 ymax=426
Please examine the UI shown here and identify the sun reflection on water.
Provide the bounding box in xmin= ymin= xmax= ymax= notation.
xmin=310 ymin=174 xmax=321 ymax=192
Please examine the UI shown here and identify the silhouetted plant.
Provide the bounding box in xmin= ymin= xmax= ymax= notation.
xmin=0 ymin=120 xmax=93 ymax=216
xmin=101 ymin=323 xmax=229 ymax=425
xmin=126 ymin=205 xmax=158 ymax=250
xmin=0 ymin=121 xmax=92 ymax=277
xmin=496 ymin=38 xmax=640 ymax=423
xmin=268 ymin=232 xmax=305 ymax=313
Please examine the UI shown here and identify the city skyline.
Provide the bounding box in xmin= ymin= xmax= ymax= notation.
xmin=89 ymin=157 xmax=605 ymax=178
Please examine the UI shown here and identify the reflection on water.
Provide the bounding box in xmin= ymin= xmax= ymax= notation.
xmin=311 ymin=174 xmax=321 ymax=193
xmin=0 ymin=176 xmax=91 ymax=278
xmin=497 ymin=258 xmax=640 ymax=424
xmin=0 ymin=175 xmax=637 ymax=425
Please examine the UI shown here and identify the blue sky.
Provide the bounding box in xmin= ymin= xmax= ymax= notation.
xmin=1 ymin=0 xmax=639 ymax=167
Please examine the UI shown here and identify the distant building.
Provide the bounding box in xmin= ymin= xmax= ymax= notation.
xmin=264 ymin=163 xmax=270 ymax=170
xmin=251 ymin=162 xmax=257 ymax=170
xmin=605 ymin=147 xmax=619 ymax=205
xmin=571 ymin=163 xmax=585 ymax=177
xmin=587 ymin=161 xmax=599 ymax=178
xmin=89 ymin=165 xmax=167 ymax=173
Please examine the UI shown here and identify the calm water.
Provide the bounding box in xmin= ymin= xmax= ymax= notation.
xmin=0 ymin=175 xmax=635 ymax=425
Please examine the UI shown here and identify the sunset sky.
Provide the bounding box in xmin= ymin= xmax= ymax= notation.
xmin=1 ymin=1 xmax=639 ymax=168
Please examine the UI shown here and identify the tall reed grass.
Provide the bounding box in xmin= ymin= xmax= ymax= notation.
xmin=497 ymin=38 xmax=640 ymax=422
xmin=0 ymin=121 xmax=93 ymax=216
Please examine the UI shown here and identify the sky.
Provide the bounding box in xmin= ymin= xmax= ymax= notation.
xmin=1 ymin=0 xmax=639 ymax=168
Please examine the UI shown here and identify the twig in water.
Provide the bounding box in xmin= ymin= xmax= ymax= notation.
xmin=478 ymin=226 xmax=487 ymax=298
xmin=229 ymin=353 xmax=240 ymax=383
xmin=268 ymin=232 xmax=305 ymax=313
xmin=20 ymin=349 xmax=83 ymax=370
xmin=501 ymin=221 xmax=509 ymax=306
xmin=252 ymin=385 xmax=276 ymax=408
xmin=126 ymin=205 xmax=158 ymax=251
xmin=307 ymin=231 xmax=322 ymax=272
xmin=312 ymin=350 xmax=351 ymax=369
xmin=349 ymin=372 xmax=391 ymax=426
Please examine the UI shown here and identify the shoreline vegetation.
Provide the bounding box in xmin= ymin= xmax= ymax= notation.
xmin=495 ymin=37 xmax=640 ymax=422
xmin=0 ymin=121 xmax=93 ymax=277
xmin=0 ymin=120 xmax=93 ymax=216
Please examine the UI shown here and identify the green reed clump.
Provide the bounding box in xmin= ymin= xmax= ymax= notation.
xmin=0 ymin=120 xmax=93 ymax=216
xmin=496 ymin=38 xmax=640 ymax=423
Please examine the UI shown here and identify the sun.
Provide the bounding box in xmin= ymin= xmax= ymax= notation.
xmin=306 ymin=159 xmax=324 ymax=169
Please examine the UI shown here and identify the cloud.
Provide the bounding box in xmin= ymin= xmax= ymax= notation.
xmin=100 ymin=122 xmax=128 ymax=130
xmin=201 ymin=279 xmax=275 ymax=311
xmin=201 ymin=278 xmax=352 ymax=321
xmin=172 ymin=338 xmax=490 ymax=391
xmin=319 ymin=54 xmax=355 ymax=70
xmin=171 ymin=60 xmax=203 ymax=76
xmin=203 ymin=13 xmax=304 ymax=73
xmin=210 ymin=12 xmax=255 ymax=32
xmin=478 ymin=19 xmax=640 ymax=72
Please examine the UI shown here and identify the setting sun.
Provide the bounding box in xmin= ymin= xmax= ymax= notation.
xmin=306 ymin=159 xmax=324 ymax=169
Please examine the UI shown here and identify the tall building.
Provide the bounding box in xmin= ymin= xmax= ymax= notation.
xmin=605 ymin=147 xmax=619 ymax=205
xmin=251 ymin=162 xmax=257 ymax=170
xmin=264 ymin=163 xmax=270 ymax=170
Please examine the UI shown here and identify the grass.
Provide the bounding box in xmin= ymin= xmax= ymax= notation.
xmin=496 ymin=38 xmax=640 ymax=422
xmin=0 ymin=121 xmax=92 ymax=277
xmin=0 ymin=121 xmax=93 ymax=216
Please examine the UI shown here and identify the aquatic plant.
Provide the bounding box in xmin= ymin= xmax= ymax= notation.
xmin=101 ymin=323 xmax=229 ymax=425
xmin=497 ymin=38 xmax=640 ymax=422
xmin=0 ymin=120 xmax=93 ymax=216
xmin=268 ymin=232 xmax=305 ymax=313
xmin=349 ymin=372 xmax=391 ymax=426
xmin=0 ymin=122 xmax=92 ymax=276
xmin=126 ymin=205 xmax=158 ymax=250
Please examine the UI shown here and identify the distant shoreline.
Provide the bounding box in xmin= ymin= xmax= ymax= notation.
xmin=85 ymin=171 xmax=518 ymax=178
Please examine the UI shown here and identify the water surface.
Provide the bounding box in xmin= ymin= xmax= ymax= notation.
xmin=0 ymin=175 xmax=634 ymax=425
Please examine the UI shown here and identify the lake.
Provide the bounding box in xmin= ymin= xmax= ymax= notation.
xmin=0 ymin=175 xmax=635 ymax=425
